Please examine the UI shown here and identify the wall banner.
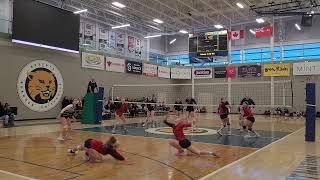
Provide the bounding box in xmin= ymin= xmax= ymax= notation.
xmin=238 ymin=65 xmax=262 ymax=77
xmin=293 ymin=62 xmax=320 ymax=76
xmin=214 ymin=67 xmax=227 ymax=78
xmin=158 ymin=66 xmax=170 ymax=79
xmin=105 ymin=57 xmax=125 ymax=73
xmin=192 ymin=68 xmax=213 ymax=79
xmin=81 ymin=52 xmax=105 ymax=70
xmin=126 ymin=60 xmax=143 ymax=74
xmin=171 ymin=68 xmax=191 ymax=79
xmin=263 ymin=63 xmax=290 ymax=76
xmin=143 ymin=64 xmax=158 ymax=77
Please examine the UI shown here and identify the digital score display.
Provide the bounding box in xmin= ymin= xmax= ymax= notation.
xmin=196 ymin=30 xmax=228 ymax=57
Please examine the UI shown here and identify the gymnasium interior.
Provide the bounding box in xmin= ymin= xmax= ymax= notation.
xmin=0 ymin=0 xmax=320 ymax=179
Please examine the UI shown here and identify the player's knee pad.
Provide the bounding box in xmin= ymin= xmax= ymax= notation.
xmin=243 ymin=126 xmax=247 ymax=129
xmin=227 ymin=123 xmax=230 ymax=126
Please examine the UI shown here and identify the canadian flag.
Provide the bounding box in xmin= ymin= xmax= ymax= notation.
xmin=228 ymin=30 xmax=244 ymax=40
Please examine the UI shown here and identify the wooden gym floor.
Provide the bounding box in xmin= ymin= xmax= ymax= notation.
xmin=0 ymin=113 xmax=316 ymax=180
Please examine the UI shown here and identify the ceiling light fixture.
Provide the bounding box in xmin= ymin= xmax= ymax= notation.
xmin=256 ymin=18 xmax=265 ymax=23
xmin=295 ymin=23 xmax=301 ymax=31
xmin=112 ymin=2 xmax=126 ymax=8
xmin=144 ymin=34 xmax=162 ymax=39
xmin=214 ymin=24 xmax=223 ymax=29
xmin=74 ymin=9 xmax=87 ymax=14
xmin=169 ymin=39 xmax=177 ymax=44
xmin=179 ymin=30 xmax=188 ymax=34
xmin=249 ymin=29 xmax=256 ymax=35
xmin=153 ymin=19 xmax=164 ymax=24
xmin=236 ymin=2 xmax=244 ymax=9
xmin=111 ymin=24 xmax=130 ymax=29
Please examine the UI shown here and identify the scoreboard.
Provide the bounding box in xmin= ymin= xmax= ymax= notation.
xmin=189 ymin=30 xmax=228 ymax=63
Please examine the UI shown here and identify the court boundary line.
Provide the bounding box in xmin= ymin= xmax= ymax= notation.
xmin=198 ymin=127 xmax=304 ymax=180
xmin=0 ymin=155 xmax=84 ymax=176
xmin=0 ymin=170 xmax=37 ymax=180
xmin=122 ymin=150 xmax=195 ymax=180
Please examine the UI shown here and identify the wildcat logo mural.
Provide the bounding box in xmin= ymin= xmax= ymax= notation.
xmin=17 ymin=60 xmax=64 ymax=112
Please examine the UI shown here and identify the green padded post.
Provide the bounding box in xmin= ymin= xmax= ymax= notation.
xmin=81 ymin=93 xmax=97 ymax=124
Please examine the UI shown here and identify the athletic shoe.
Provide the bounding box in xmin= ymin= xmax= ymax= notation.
xmin=240 ymin=129 xmax=244 ymax=132
xmin=57 ymin=136 xmax=65 ymax=141
xmin=123 ymin=129 xmax=128 ymax=134
xmin=112 ymin=129 xmax=116 ymax=134
xmin=244 ymin=133 xmax=251 ymax=138
xmin=83 ymin=154 xmax=90 ymax=161
xmin=68 ymin=149 xmax=78 ymax=154
xmin=66 ymin=136 xmax=73 ymax=140
xmin=142 ymin=123 xmax=145 ymax=127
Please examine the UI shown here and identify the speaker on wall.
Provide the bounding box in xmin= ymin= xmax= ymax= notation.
xmin=301 ymin=15 xmax=313 ymax=27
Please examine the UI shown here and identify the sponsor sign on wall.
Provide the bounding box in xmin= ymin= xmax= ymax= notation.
xmin=238 ymin=65 xmax=262 ymax=77
xmin=158 ymin=66 xmax=170 ymax=79
xmin=105 ymin=57 xmax=125 ymax=73
xmin=171 ymin=68 xmax=191 ymax=79
xmin=293 ymin=61 xmax=320 ymax=75
xmin=126 ymin=60 xmax=143 ymax=74
xmin=226 ymin=66 xmax=236 ymax=78
xmin=17 ymin=60 xmax=64 ymax=112
xmin=214 ymin=67 xmax=227 ymax=78
xmin=81 ymin=52 xmax=105 ymax=70
xmin=192 ymin=68 xmax=213 ymax=79
xmin=263 ymin=63 xmax=290 ymax=76
xmin=143 ymin=64 xmax=157 ymax=77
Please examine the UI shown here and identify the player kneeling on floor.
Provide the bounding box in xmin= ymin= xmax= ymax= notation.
xmin=68 ymin=136 xmax=133 ymax=164
xmin=163 ymin=113 xmax=220 ymax=157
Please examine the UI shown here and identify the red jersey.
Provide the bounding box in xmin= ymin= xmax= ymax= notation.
xmin=218 ymin=101 xmax=229 ymax=115
xmin=115 ymin=103 xmax=128 ymax=115
xmin=173 ymin=122 xmax=192 ymax=141
xmin=89 ymin=139 xmax=107 ymax=155
xmin=243 ymin=107 xmax=253 ymax=118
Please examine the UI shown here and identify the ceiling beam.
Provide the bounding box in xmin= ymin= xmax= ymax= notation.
xmin=175 ymin=0 xmax=219 ymax=25
xmin=152 ymin=0 xmax=207 ymax=27
xmin=221 ymin=0 xmax=249 ymax=20
xmin=198 ymin=0 xmax=232 ymax=22
xmin=129 ymin=0 xmax=193 ymax=29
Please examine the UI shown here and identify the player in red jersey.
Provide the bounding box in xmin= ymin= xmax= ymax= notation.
xmin=68 ymin=136 xmax=133 ymax=164
xmin=112 ymin=98 xmax=129 ymax=134
xmin=217 ymin=97 xmax=231 ymax=136
xmin=241 ymin=102 xmax=260 ymax=137
xmin=163 ymin=113 xmax=219 ymax=157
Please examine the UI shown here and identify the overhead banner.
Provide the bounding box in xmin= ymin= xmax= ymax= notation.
xmin=238 ymin=65 xmax=262 ymax=77
xmin=126 ymin=60 xmax=143 ymax=74
xmin=226 ymin=66 xmax=236 ymax=78
xmin=105 ymin=57 xmax=125 ymax=73
xmin=116 ymin=33 xmax=125 ymax=54
xmin=263 ymin=63 xmax=290 ymax=76
xmin=255 ymin=25 xmax=273 ymax=37
xmin=293 ymin=62 xmax=320 ymax=76
xmin=128 ymin=36 xmax=135 ymax=53
xmin=84 ymin=23 xmax=96 ymax=47
xmin=98 ymin=28 xmax=108 ymax=50
xmin=171 ymin=68 xmax=191 ymax=79
xmin=109 ymin=31 xmax=116 ymax=49
xmin=214 ymin=67 xmax=226 ymax=78
xmin=143 ymin=64 xmax=158 ymax=77
xmin=135 ymin=39 xmax=142 ymax=57
xmin=158 ymin=66 xmax=170 ymax=79
xmin=192 ymin=68 xmax=213 ymax=79
xmin=81 ymin=52 xmax=105 ymax=70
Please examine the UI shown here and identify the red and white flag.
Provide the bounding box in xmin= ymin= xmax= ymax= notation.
xmin=255 ymin=26 xmax=273 ymax=37
xmin=228 ymin=30 xmax=244 ymax=40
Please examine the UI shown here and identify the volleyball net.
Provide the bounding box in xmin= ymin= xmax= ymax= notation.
xmin=108 ymin=80 xmax=293 ymax=113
